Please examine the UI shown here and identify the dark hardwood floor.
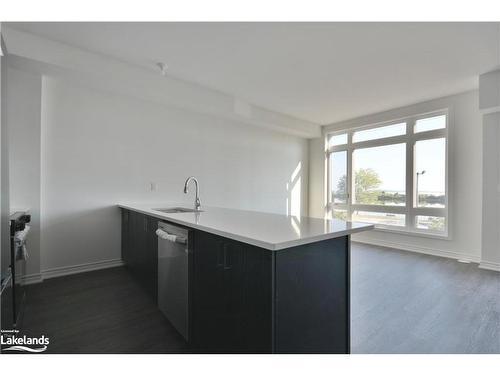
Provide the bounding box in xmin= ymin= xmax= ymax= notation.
xmin=351 ymin=243 xmax=500 ymax=354
xmin=10 ymin=243 xmax=500 ymax=354
xmin=18 ymin=267 xmax=189 ymax=354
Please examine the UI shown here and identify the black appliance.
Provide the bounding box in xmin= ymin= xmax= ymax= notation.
xmin=0 ymin=212 xmax=30 ymax=332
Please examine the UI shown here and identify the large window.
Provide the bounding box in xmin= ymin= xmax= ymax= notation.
xmin=326 ymin=111 xmax=448 ymax=236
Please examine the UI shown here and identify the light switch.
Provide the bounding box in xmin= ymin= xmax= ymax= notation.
xmin=150 ymin=182 xmax=157 ymax=191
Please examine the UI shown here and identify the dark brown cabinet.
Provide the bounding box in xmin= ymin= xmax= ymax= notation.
xmin=190 ymin=230 xmax=272 ymax=353
xmin=121 ymin=208 xmax=350 ymax=353
xmin=121 ymin=209 xmax=157 ymax=303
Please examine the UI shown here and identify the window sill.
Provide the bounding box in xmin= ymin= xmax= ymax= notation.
xmin=361 ymin=225 xmax=451 ymax=240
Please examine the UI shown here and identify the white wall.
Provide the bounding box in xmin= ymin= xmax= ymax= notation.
xmin=0 ymin=29 xmax=10 ymax=278
xmin=481 ymin=112 xmax=500 ymax=269
xmin=479 ymin=70 xmax=500 ymax=110
xmin=309 ymin=91 xmax=483 ymax=262
xmin=479 ymin=68 xmax=500 ymax=271
xmin=39 ymin=75 xmax=309 ymax=273
xmin=7 ymin=67 xmax=42 ymax=277
xmin=308 ymin=137 xmax=325 ymax=219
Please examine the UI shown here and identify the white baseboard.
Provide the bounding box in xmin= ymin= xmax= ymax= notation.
xmin=478 ymin=261 xmax=500 ymax=272
xmin=22 ymin=258 xmax=124 ymax=284
xmin=23 ymin=273 xmax=44 ymax=285
xmin=352 ymin=238 xmax=481 ymax=263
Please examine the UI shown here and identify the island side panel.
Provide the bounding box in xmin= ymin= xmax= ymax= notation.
xmin=274 ymin=235 xmax=350 ymax=354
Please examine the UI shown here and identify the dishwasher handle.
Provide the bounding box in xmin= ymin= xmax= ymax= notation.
xmin=156 ymin=229 xmax=187 ymax=244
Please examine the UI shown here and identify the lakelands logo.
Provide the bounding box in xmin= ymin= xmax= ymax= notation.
xmin=1 ymin=330 xmax=49 ymax=353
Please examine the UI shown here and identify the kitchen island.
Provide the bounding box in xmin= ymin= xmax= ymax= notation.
xmin=118 ymin=203 xmax=373 ymax=353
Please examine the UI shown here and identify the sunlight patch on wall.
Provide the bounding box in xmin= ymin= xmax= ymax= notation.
xmin=287 ymin=161 xmax=302 ymax=218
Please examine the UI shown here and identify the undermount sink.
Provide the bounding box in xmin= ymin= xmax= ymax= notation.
xmin=153 ymin=207 xmax=203 ymax=214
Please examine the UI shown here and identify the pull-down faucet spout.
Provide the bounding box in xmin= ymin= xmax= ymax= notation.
xmin=183 ymin=177 xmax=201 ymax=211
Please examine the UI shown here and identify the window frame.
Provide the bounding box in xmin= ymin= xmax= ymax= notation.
xmin=326 ymin=109 xmax=449 ymax=238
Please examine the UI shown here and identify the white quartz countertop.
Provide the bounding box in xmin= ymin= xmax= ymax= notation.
xmin=118 ymin=203 xmax=373 ymax=251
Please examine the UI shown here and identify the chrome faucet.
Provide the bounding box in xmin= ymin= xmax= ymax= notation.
xmin=183 ymin=176 xmax=201 ymax=211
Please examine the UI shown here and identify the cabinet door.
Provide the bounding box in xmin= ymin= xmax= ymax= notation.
xmin=146 ymin=216 xmax=158 ymax=303
xmin=121 ymin=209 xmax=131 ymax=264
xmin=218 ymin=239 xmax=245 ymax=351
xmin=126 ymin=210 xmax=141 ymax=272
xmin=133 ymin=211 xmax=146 ymax=274
xmin=136 ymin=213 xmax=157 ymax=302
xmin=238 ymin=246 xmax=273 ymax=352
xmin=191 ymin=230 xmax=226 ymax=351
xmin=123 ymin=211 xmax=158 ymax=302
xmin=192 ymin=231 xmax=269 ymax=353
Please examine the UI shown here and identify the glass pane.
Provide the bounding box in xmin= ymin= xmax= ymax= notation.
xmin=352 ymin=143 xmax=406 ymax=206
xmin=352 ymin=211 xmax=405 ymax=227
xmin=333 ymin=209 xmax=347 ymax=221
xmin=414 ymin=115 xmax=446 ymax=133
xmin=353 ymin=123 xmax=406 ymax=143
xmin=416 ymin=216 xmax=445 ymax=232
xmin=414 ymin=138 xmax=445 ymax=208
xmin=329 ymin=151 xmax=347 ymax=204
xmin=328 ymin=133 xmax=348 ymax=148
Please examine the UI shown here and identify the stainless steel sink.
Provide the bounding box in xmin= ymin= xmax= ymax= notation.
xmin=153 ymin=207 xmax=203 ymax=214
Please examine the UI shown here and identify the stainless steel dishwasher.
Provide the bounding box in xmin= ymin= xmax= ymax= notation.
xmin=157 ymin=222 xmax=190 ymax=341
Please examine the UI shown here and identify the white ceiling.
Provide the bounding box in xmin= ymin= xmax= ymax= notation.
xmin=7 ymin=22 xmax=500 ymax=124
